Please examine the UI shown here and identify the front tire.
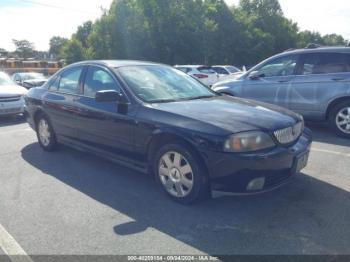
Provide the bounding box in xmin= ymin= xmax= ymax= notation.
xmin=329 ymin=101 xmax=350 ymax=138
xmin=36 ymin=114 xmax=58 ymax=151
xmin=153 ymin=143 xmax=210 ymax=204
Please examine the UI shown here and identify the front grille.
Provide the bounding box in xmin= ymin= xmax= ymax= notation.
xmin=0 ymin=96 xmax=21 ymax=102
xmin=274 ymin=122 xmax=303 ymax=145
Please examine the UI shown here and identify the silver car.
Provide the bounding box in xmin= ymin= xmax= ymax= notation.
xmin=213 ymin=46 xmax=350 ymax=138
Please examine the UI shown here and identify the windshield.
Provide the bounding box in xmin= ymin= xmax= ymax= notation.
xmin=117 ymin=65 xmax=216 ymax=103
xmin=227 ymin=66 xmax=240 ymax=73
xmin=0 ymin=72 xmax=15 ymax=86
xmin=21 ymin=73 xmax=45 ymax=80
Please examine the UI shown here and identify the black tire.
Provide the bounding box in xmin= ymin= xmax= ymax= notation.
xmin=35 ymin=114 xmax=58 ymax=151
xmin=329 ymin=101 xmax=350 ymax=138
xmin=153 ymin=142 xmax=210 ymax=205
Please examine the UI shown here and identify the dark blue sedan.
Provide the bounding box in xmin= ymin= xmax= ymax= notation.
xmin=24 ymin=60 xmax=312 ymax=204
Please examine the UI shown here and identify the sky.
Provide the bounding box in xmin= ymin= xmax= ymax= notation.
xmin=0 ymin=0 xmax=350 ymax=51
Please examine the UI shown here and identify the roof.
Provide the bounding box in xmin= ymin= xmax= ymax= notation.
xmin=174 ymin=65 xmax=206 ymax=68
xmin=284 ymin=46 xmax=350 ymax=55
xmin=212 ymin=65 xmax=236 ymax=67
xmin=72 ymin=60 xmax=162 ymax=68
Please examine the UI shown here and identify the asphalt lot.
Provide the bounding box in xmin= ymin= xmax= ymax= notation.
xmin=0 ymin=115 xmax=349 ymax=257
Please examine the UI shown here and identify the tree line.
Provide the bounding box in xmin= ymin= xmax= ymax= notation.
xmin=2 ymin=0 xmax=348 ymax=68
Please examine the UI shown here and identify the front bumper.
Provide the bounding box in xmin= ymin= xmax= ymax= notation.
xmin=0 ymin=99 xmax=25 ymax=116
xmin=203 ymin=128 xmax=312 ymax=193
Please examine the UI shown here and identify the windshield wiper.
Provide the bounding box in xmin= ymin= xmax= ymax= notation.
xmin=185 ymin=95 xmax=215 ymax=101
xmin=148 ymin=99 xmax=178 ymax=103
xmin=148 ymin=95 xmax=215 ymax=103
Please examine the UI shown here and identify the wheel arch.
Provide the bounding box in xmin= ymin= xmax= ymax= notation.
xmin=33 ymin=108 xmax=53 ymax=131
xmin=326 ymin=96 xmax=350 ymax=120
xmin=146 ymin=131 xmax=208 ymax=174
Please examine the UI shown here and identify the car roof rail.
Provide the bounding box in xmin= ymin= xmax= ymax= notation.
xmin=284 ymin=48 xmax=296 ymax=52
xmin=305 ymin=43 xmax=322 ymax=49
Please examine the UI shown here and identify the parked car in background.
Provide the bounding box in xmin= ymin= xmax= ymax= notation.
xmin=25 ymin=60 xmax=311 ymax=204
xmin=174 ymin=65 xmax=219 ymax=86
xmin=212 ymin=65 xmax=241 ymax=74
xmin=0 ymin=72 xmax=27 ymax=116
xmin=12 ymin=72 xmax=47 ymax=89
xmin=212 ymin=65 xmax=243 ymax=81
xmin=213 ymin=46 xmax=350 ymax=138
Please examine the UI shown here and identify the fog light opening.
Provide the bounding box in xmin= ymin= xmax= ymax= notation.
xmin=247 ymin=177 xmax=265 ymax=191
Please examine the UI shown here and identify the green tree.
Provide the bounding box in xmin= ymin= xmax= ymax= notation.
xmin=49 ymin=36 xmax=69 ymax=58
xmin=323 ymin=34 xmax=347 ymax=46
xmin=236 ymin=0 xmax=298 ymax=65
xmin=60 ymin=0 xmax=348 ymax=67
xmin=12 ymin=39 xmax=36 ymax=59
xmin=75 ymin=21 xmax=93 ymax=48
xmin=61 ymin=38 xmax=86 ymax=64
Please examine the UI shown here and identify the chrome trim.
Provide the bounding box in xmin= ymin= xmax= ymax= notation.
xmin=0 ymin=96 xmax=21 ymax=102
xmin=274 ymin=122 xmax=303 ymax=144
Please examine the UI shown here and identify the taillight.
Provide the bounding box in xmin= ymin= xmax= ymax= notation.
xmin=193 ymin=74 xmax=208 ymax=79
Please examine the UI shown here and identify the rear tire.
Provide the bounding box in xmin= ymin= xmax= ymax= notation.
xmin=329 ymin=101 xmax=350 ymax=138
xmin=35 ymin=114 xmax=58 ymax=151
xmin=153 ymin=143 xmax=210 ymax=205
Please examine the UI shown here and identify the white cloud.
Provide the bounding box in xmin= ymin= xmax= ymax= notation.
xmin=1 ymin=0 xmax=349 ymax=52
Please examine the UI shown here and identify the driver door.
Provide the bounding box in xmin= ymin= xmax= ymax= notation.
xmin=242 ymin=55 xmax=299 ymax=109
xmin=74 ymin=65 xmax=137 ymax=158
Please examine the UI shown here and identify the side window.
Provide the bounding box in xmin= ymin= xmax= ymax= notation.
xmin=84 ymin=66 xmax=120 ymax=97
xmin=58 ymin=67 xmax=83 ymax=94
xmin=213 ymin=67 xmax=229 ymax=75
xmin=13 ymin=74 xmax=20 ymax=82
xmin=177 ymin=67 xmax=190 ymax=73
xmin=256 ymin=55 xmax=298 ymax=77
xmin=301 ymin=53 xmax=350 ymax=75
xmin=49 ymin=76 xmax=60 ymax=91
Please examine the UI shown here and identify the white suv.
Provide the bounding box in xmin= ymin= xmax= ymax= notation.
xmin=174 ymin=65 xmax=219 ymax=86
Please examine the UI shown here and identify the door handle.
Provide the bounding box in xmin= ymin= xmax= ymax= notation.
xmin=277 ymin=80 xmax=290 ymax=83
xmin=332 ymin=78 xmax=345 ymax=81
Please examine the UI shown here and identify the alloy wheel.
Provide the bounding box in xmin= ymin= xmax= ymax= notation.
xmin=38 ymin=118 xmax=51 ymax=146
xmin=158 ymin=151 xmax=194 ymax=198
xmin=336 ymin=107 xmax=350 ymax=134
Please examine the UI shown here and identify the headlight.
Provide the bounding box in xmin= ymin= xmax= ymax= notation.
xmin=224 ymin=131 xmax=275 ymax=152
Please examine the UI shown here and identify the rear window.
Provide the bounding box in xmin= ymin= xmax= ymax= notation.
xmin=226 ymin=66 xmax=240 ymax=73
xmin=197 ymin=66 xmax=216 ymax=74
xmin=176 ymin=67 xmax=191 ymax=73
xmin=301 ymin=53 xmax=350 ymax=75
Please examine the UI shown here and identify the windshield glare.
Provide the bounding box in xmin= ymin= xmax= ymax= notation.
xmin=22 ymin=73 xmax=44 ymax=80
xmin=0 ymin=73 xmax=15 ymax=86
xmin=227 ymin=66 xmax=240 ymax=73
xmin=117 ymin=65 xmax=216 ymax=103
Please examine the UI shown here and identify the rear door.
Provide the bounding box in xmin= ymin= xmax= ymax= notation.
xmin=42 ymin=66 xmax=84 ymax=140
xmin=289 ymin=52 xmax=350 ymax=119
xmin=242 ymin=54 xmax=299 ymax=108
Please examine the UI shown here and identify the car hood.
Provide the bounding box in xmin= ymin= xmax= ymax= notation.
xmin=212 ymin=77 xmax=244 ymax=90
xmin=23 ymin=78 xmax=47 ymax=84
xmin=0 ymin=85 xmax=28 ymax=96
xmin=150 ymin=96 xmax=301 ymax=134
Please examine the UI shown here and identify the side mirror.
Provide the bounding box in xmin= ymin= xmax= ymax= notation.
xmin=248 ymin=71 xmax=261 ymax=80
xmin=95 ymin=90 xmax=127 ymax=104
